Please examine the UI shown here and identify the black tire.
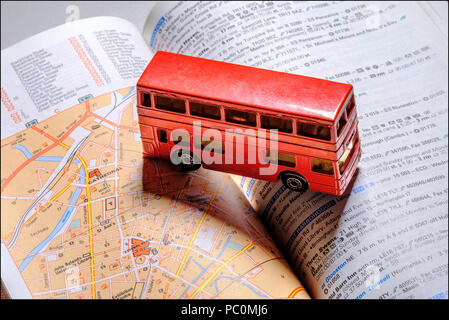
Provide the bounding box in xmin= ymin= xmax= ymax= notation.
xmin=175 ymin=150 xmax=201 ymax=171
xmin=280 ymin=172 xmax=309 ymax=193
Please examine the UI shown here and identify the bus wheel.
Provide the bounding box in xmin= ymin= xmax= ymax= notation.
xmin=178 ymin=151 xmax=201 ymax=171
xmin=280 ymin=172 xmax=309 ymax=193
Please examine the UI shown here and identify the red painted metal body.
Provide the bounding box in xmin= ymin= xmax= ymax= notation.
xmin=137 ymin=51 xmax=361 ymax=195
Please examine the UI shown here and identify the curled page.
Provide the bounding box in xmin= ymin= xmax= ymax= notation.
xmin=145 ymin=1 xmax=448 ymax=299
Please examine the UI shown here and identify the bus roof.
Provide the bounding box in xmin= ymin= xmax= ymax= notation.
xmin=137 ymin=51 xmax=353 ymax=122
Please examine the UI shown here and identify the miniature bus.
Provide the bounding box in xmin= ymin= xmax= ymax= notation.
xmin=136 ymin=51 xmax=361 ymax=195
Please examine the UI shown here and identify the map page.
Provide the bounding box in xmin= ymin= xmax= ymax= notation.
xmin=1 ymin=87 xmax=308 ymax=299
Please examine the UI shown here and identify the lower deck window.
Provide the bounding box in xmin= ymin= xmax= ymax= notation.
xmin=194 ymin=137 xmax=224 ymax=154
xmin=265 ymin=151 xmax=296 ymax=167
xmin=157 ymin=129 xmax=168 ymax=143
xmin=338 ymin=132 xmax=358 ymax=173
xmin=172 ymin=131 xmax=190 ymax=146
xmin=311 ymin=158 xmax=334 ymax=175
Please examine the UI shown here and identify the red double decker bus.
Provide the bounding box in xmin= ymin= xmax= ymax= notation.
xmin=137 ymin=51 xmax=361 ymax=195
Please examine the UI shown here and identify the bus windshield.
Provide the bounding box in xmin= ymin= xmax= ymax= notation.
xmin=338 ymin=131 xmax=359 ymax=174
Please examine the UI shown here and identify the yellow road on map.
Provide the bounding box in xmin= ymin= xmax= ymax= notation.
xmin=1 ymin=88 xmax=309 ymax=300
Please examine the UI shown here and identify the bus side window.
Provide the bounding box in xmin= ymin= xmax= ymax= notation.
xmin=265 ymin=150 xmax=296 ymax=167
xmin=157 ymin=129 xmax=168 ymax=143
xmin=155 ymin=95 xmax=186 ymax=113
xmin=346 ymin=96 xmax=355 ymax=116
xmin=225 ymin=109 xmax=256 ymax=127
xmin=141 ymin=93 xmax=152 ymax=107
xmin=297 ymin=122 xmax=331 ymax=141
xmin=311 ymin=158 xmax=334 ymax=175
xmin=190 ymin=102 xmax=221 ymax=120
xmin=338 ymin=131 xmax=358 ymax=173
xmin=261 ymin=115 xmax=292 ymax=133
xmin=172 ymin=131 xmax=190 ymax=146
xmin=336 ymin=113 xmax=347 ymax=136
xmin=194 ymin=137 xmax=224 ymax=154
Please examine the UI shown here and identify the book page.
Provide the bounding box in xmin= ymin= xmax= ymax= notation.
xmin=144 ymin=1 xmax=448 ymax=299
xmin=1 ymin=17 xmax=308 ymax=299
xmin=1 ymin=16 xmax=152 ymax=138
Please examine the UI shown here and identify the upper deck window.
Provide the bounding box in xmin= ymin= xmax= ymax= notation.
xmin=297 ymin=122 xmax=331 ymax=141
xmin=155 ymin=95 xmax=186 ymax=113
xmin=336 ymin=113 xmax=347 ymax=136
xmin=346 ymin=96 xmax=355 ymax=116
xmin=225 ymin=109 xmax=256 ymax=127
xmin=141 ymin=93 xmax=152 ymax=107
xmin=261 ymin=115 xmax=293 ymax=133
xmin=190 ymin=102 xmax=221 ymax=120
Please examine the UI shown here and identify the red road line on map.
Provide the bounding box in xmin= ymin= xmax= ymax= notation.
xmin=30 ymin=125 xmax=58 ymax=143
xmin=2 ymin=142 xmax=60 ymax=193
xmin=90 ymin=113 xmax=137 ymax=131
xmin=0 ymin=104 xmax=92 ymax=298
xmin=1 ymin=105 xmax=90 ymax=193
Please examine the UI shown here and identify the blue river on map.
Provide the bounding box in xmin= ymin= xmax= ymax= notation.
xmin=18 ymin=166 xmax=85 ymax=272
xmin=13 ymin=144 xmax=80 ymax=164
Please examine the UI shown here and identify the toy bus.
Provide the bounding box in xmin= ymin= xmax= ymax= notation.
xmin=136 ymin=51 xmax=361 ymax=195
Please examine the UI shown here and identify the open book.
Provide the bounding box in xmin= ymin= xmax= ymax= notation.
xmin=1 ymin=1 xmax=447 ymax=299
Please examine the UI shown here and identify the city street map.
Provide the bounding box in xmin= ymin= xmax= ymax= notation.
xmin=1 ymin=87 xmax=307 ymax=299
